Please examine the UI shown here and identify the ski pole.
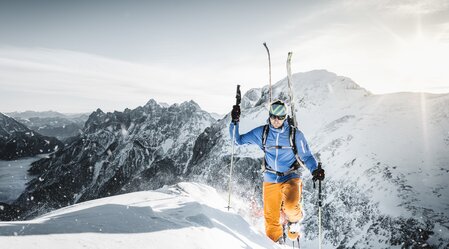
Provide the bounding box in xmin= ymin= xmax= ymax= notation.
xmin=263 ymin=43 xmax=272 ymax=103
xmin=313 ymin=162 xmax=323 ymax=249
xmin=227 ymin=85 xmax=241 ymax=211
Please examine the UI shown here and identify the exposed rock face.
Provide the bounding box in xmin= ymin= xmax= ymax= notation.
xmin=2 ymin=70 xmax=448 ymax=248
xmin=6 ymin=100 xmax=215 ymax=219
xmin=0 ymin=113 xmax=63 ymax=160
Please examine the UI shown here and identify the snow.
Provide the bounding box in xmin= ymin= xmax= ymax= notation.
xmin=1 ymin=70 xmax=448 ymax=247
xmin=226 ymin=71 xmax=449 ymax=246
xmin=160 ymin=138 xmax=174 ymax=153
xmin=91 ymin=160 xmax=105 ymax=185
xmin=0 ymin=182 xmax=281 ymax=249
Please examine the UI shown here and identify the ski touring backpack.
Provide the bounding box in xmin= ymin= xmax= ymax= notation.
xmin=261 ymin=117 xmax=306 ymax=176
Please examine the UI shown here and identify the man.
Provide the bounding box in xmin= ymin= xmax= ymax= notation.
xmin=229 ymin=99 xmax=325 ymax=244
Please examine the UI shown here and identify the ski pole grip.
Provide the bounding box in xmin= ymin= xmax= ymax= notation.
xmin=236 ymin=85 xmax=241 ymax=105
xmin=232 ymin=85 xmax=241 ymax=125
xmin=313 ymin=162 xmax=323 ymax=189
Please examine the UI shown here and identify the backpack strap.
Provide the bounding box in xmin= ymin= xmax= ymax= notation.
xmin=289 ymin=123 xmax=306 ymax=169
xmin=261 ymin=118 xmax=306 ymax=176
xmin=262 ymin=124 xmax=270 ymax=150
xmin=261 ymin=124 xmax=270 ymax=173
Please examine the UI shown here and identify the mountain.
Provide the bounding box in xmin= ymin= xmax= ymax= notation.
xmin=6 ymin=111 xmax=89 ymax=141
xmin=0 ymin=182 xmax=278 ymax=249
xmin=6 ymin=111 xmax=67 ymax=119
xmin=0 ymin=113 xmax=63 ymax=160
xmin=185 ymin=70 xmax=449 ymax=248
xmin=6 ymin=100 xmax=215 ymax=219
xmin=2 ymin=70 xmax=448 ymax=248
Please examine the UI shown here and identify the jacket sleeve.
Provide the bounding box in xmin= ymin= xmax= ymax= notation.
xmin=229 ymin=122 xmax=263 ymax=148
xmin=295 ymin=129 xmax=318 ymax=173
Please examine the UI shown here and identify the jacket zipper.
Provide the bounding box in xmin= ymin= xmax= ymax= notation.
xmin=275 ymin=133 xmax=280 ymax=171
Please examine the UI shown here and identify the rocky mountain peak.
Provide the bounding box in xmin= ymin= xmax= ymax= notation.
xmin=178 ymin=100 xmax=201 ymax=112
xmin=83 ymin=108 xmax=107 ymax=132
xmin=0 ymin=112 xmax=29 ymax=135
xmin=144 ymin=99 xmax=160 ymax=108
xmin=0 ymin=112 xmax=8 ymax=120
xmin=0 ymin=112 xmax=63 ymax=160
xmin=6 ymin=98 xmax=216 ymax=220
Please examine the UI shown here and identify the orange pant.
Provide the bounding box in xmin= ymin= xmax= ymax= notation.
xmin=263 ymin=178 xmax=303 ymax=242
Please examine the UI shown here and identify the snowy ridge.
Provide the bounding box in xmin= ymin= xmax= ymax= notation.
xmin=186 ymin=70 xmax=449 ymax=248
xmin=1 ymin=69 xmax=448 ymax=248
xmin=0 ymin=182 xmax=277 ymax=249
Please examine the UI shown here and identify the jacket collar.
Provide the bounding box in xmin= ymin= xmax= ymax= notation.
xmin=268 ymin=119 xmax=288 ymax=134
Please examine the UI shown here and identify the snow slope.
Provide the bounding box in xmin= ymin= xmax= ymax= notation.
xmin=0 ymin=182 xmax=278 ymax=249
xmin=2 ymin=69 xmax=448 ymax=248
xmin=187 ymin=70 xmax=449 ymax=248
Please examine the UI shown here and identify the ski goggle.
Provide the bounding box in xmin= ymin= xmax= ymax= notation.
xmin=269 ymin=99 xmax=287 ymax=116
xmin=269 ymin=114 xmax=287 ymax=121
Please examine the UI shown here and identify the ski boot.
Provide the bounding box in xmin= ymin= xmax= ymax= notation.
xmin=287 ymin=221 xmax=300 ymax=241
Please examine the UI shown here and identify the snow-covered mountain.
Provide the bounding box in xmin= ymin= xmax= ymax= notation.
xmin=1 ymin=70 xmax=448 ymax=248
xmin=6 ymin=111 xmax=89 ymax=141
xmin=186 ymin=70 xmax=449 ymax=248
xmin=4 ymin=100 xmax=215 ymax=220
xmin=0 ymin=113 xmax=63 ymax=160
xmin=0 ymin=182 xmax=278 ymax=249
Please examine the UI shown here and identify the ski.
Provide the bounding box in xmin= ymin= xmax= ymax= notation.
xmin=263 ymin=42 xmax=273 ymax=103
xmin=286 ymin=52 xmax=298 ymax=127
xmin=285 ymin=52 xmax=303 ymax=249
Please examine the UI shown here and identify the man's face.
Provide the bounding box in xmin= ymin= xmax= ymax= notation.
xmin=269 ymin=115 xmax=285 ymax=129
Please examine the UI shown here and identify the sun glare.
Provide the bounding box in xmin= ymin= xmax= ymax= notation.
xmin=389 ymin=33 xmax=449 ymax=93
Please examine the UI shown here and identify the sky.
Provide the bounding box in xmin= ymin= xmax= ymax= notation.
xmin=0 ymin=0 xmax=448 ymax=114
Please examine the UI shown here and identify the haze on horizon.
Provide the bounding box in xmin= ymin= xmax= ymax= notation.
xmin=1 ymin=0 xmax=448 ymax=114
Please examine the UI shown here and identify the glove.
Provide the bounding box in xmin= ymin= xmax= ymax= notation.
xmin=312 ymin=168 xmax=325 ymax=181
xmin=231 ymin=105 xmax=240 ymax=123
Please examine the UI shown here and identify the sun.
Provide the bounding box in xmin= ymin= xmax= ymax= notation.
xmin=388 ymin=31 xmax=449 ymax=93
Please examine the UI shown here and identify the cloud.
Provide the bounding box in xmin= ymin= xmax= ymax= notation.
xmin=341 ymin=0 xmax=449 ymax=14
xmin=0 ymin=47 xmax=238 ymax=113
xmin=383 ymin=0 xmax=448 ymax=14
xmin=1 ymin=1 xmax=448 ymax=114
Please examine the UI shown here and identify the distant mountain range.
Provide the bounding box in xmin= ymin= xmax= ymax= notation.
xmin=6 ymin=111 xmax=85 ymax=119
xmin=0 ymin=113 xmax=63 ymax=160
xmin=4 ymin=100 xmax=215 ymax=219
xmin=6 ymin=111 xmax=89 ymax=141
xmin=1 ymin=70 xmax=448 ymax=248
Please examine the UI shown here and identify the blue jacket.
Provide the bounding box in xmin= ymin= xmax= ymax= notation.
xmin=229 ymin=120 xmax=317 ymax=183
